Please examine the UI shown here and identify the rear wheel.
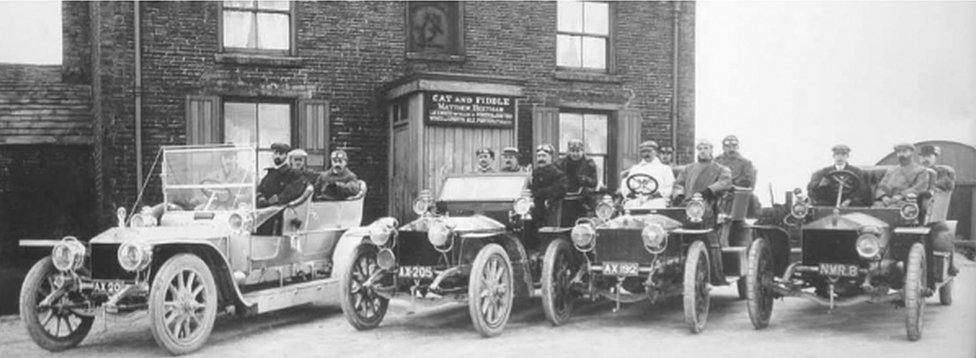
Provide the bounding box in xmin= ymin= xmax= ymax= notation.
xmin=541 ymin=239 xmax=577 ymax=326
xmin=340 ymin=244 xmax=389 ymax=330
xmin=148 ymin=254 xmax=218 ymax=355
xmin=683 ymin=240 xmax=711 ymax=333
xmin=468 ymin=244 xmax=514 ymax=337
xmin=745 ymin=238 xmax=774 ymax=329
xmin=19 ymin=257 xmax=94 ymax=352
xmin=904 ymin=242 xmax=926 ymax=341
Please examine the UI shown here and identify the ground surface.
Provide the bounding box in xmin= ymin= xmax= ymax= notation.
xmin=2 ymin=255 xmax=974 ymax=358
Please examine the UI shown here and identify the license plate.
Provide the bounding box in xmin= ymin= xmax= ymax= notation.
xmin=398 ymin=265 xmax=434 ymax=279
xmin=603 ymin=262 xmax=640 ymax=277
xmin=91 ymin=280 xmax=126 ymax=294
xmin=818 ymin=263 xmax=860 ymax=277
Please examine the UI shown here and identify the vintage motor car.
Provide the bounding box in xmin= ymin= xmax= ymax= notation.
xmin=18 ymin=145 xmax=366 ymax=354
xmin=746 ymin=168 xmax=957 ymax=341
xmin=335 ymin=172 xmax=541 ymax=337
xmin=538 ymin=173 xmax=755 ymax=333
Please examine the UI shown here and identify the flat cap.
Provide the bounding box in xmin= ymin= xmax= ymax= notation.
xmin=330 ymin=149 xmax=348 ymax=161
xmin=567 ymin=139 xmax=585 ymax=151
xmin=696 ymin=139 xmax=713 ymax=148
xmin=831 ymin=144 xmax=851 ymax=154
xmin=919 ymin=145 xmax=941 ymax=156
xmin=893 ymin=143 xmax=916 ymax=152
xmin=536 ymin=144 xmax=555 ymax=156
xmin=501 ymin=146 xmax=519 ymax=155
xmin=475 ymin=147 xmax=495 ymax=158
xmin=270 ymin=142 xmax=291 ymax=154
xmin=287 ymin=149 xmax=308 ymax=157
xmin=639 ymin=140 xmax=659 ymax=150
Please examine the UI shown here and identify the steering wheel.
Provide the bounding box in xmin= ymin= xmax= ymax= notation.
xmin=827 ymin=170 xmax=862 ymax=196
xmin=625 ymin=173 xmax=660 ymax=196
xmin=199 ymin=178 xmax=237 ymax=210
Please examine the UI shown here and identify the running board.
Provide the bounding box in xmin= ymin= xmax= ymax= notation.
xmin=242 ymin=278 xmax=339 ymax=314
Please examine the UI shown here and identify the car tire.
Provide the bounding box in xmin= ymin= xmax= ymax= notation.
xmin=19 ymin=257 xmax=94 ymax=352
xmin=683 ymin=240 xmax=711 ymax=334
xmin=938 ymin=280 xmax=952 ymax=306
xmin=541 ymin=239 xmax=576 ymax=326
xmin=148 ymin=254 xmax=218 ymax=355
xmin=468 ymin=243 xmax=514 ymax=337
xmin=745 ymin=237 xmax=774 ymax=329
xmin=339 ymin=244 xmax=389 ymax=330
xmin=904 ymin=242 xmax=926 ymax=341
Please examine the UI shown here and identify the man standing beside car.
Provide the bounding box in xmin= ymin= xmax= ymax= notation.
xmin=806 ymin=144 xmax=871 ymax=207
xmin=530 ymin=144 xmax=567 ymax=227
xmin=874 ymin=143 xmax=931 ymax=208
xmin=671 ymin=139 xmax=732 ymax=207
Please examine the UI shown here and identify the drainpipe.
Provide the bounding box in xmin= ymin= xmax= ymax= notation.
xmin=671 ymin=1 xmax=681 ymax=160
xmin=134 ymin=0 xmax=143 ymax=189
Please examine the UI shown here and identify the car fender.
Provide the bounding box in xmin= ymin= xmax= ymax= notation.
xmin=150 ymin=242 xmax=255 ymax=314
xmin=458 ymin=233 xmax=533 ymax=298
xmin=749 ymin=224 xmax=792 ymax=277
xmin=331 ymin=227 xmax=373 ymax=279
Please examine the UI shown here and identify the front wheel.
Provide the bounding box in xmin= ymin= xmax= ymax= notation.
xmin=541 ymin=239 xmax=577 ymax=326
xmin=339 ymin=244 xmax=389 ymax=330
xmin=904 ymin=242 xmax=926 ymax=341
xmin=745 ymin=238 xmax=774 ymax=329
xmin=683 ymin=240 xmax=711 ymax=333
xmin=148 ymin=254 xmax=218 ymax=355
xmin=19 ymin=257 xmax=94 ymax=352
xmin=468 ymin=243 xmax=514 ymax=337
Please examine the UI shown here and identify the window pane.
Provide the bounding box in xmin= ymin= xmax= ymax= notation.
xmin=558 ymin=113 xmax=584 ymax=152
xmin=224 ymin=0 xmax=255 ymax=9
xmin=557 ymin=1 xmax=583 ymax=32
xmin=583 ymin=113 xmax=608 ymax=154
xmin=257 ymin=103 xmax=290 ymax=148
xmin=257 ymin=13 xmax=289 ymax=50
xmin=223 ymin=10 xmax=254 ymax=48
xmin=257 ymin=0 xmax=289 ymax=11
xmin=556 ymin=35 xmax=582 ymax=67
xmin=581 ymin=36 xmax=606 ymax=69
xmin=257 ymin=150 xmax=274 ymax=177
xmin=224 ymin=102 xmax=256 ymax=146
xmin=583 ymin=2 xmax=609 ymax=35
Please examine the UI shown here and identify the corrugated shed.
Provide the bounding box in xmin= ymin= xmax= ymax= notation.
xmin=0 ymin=64 xmax=92 ymax=144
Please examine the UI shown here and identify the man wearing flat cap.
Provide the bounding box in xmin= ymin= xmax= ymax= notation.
xmin=474 ymin=147 xmax=496 ymax=173
xmin=530 ymin=144 xmax=567 ymax=226
xmin=619 ymin=140 xmax=674 ymax=207
xmin=874 ymin=143 xmax=931 ymax=208
xmin=315 ymin=149 xmax=362 ymax=201
xmin=919 ymin=145 xmax=955 ymax=193
xmin=672 ymin=139 xmax=732 ymax=206
xmin=556 ymin=139 xmax=599 ymax=195
xmin=918 ymin=144 xmax=959 ymax=275
xmin=806 ymin=144 xmax=871 ymax=207
xmin=715 ymin=135 xmax=760 ymax=215
xmin=258 ymin=143 xmax=300 ymax=208
xmin=500 ymin=146 xmax=528 ymax=173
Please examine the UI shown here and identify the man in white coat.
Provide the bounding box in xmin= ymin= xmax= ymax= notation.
xmin=619 ymin=140 xmax=675 ymax=208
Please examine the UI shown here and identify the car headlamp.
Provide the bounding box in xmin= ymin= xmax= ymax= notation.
xmin=685 ymin=199 xmax=705 ymax=223
xmin=570 ymin=223 xmax=596 ymax=251
xmin=368 ymin=218 xmax=398 ymax=246
xmin=855 ymin=233 xmax=881 ymax=259
xmin=130 ymin=213 xmax=158 ymax=228
xmin=791 ymin=202 xmax=809 ymax=219
xmin=228 ymin=213 xmax=244 ymax=230
xmin=427 ymin=220 xmax=453 ymax=248
xmin=641 ymin=223 xmax=668 ymax=254
xmin=117 ymin=241 xmax=152 ymax=272
xmin=413 ymin=190 xmax=433 ymax=216
xmin=900 ymin=202 xmax=919 ymax=221
xmin=51 ymin=236 xmax=86 ymax=272
xmin=595 ymin=201 xmax=616 ymax=221
xmin=513 ymin=196 xmax=532 ymax=216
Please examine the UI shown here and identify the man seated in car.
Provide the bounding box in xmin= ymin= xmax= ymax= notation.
xmin=474 ymin=147 xmax=496 ymax=173
xmin=315 ymin=149 xmax=362 ymax=201
xmin=192 ymin=149 xmax=254 ymax=210
xmin=530 ymin=144 xmax=567 ymax=227
xmin=671 ymin=139 xmax=732 ymax=207
xmin=918 ymin=144 xmax=959 ymax=275
xmin=874 ymin=143 xmax=931 ymax=208
xmin=619 ymin=140 xmax=674 ymax=209
xmin=257 ymin=143 xmax=304 ymax=208
xmin=715 ymin=135 xmax=761 ymax=216
xmin=556 ymin=139 xmax=599 ymax=212
xmin=806 ymin=144 xmax=871 ymax=207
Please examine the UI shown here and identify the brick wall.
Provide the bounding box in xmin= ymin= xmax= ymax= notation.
xmin=75 ymin=1 xmax=695 ymax=223
xmin=61 ymin=1 xmax=90 ymax=84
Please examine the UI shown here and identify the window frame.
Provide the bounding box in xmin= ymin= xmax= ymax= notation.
xmin=404 ymin=1 xmax=466 ymax=59
xmin=218 ymin=1 xmax=297 ymax=56
xmin=220 ymin=98 xmax=297 ymax=169
xmin=557 ymin=109 xmax=613 ymax=187
xmin=555 ymin=0 xmax=614 ymax=73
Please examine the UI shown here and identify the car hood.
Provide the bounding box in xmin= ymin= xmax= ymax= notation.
xmin=601 ymin=213 xmax=683 ymax=230
xmin=89 ymin=226 xmax=231 ymax=245
xmin=400 ymin=215 xmax=506 ymax=234
xmin=804 ymin=212 xmax=890 ymax=231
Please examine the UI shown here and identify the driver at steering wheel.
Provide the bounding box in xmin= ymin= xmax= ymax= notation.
xmin=807 ymin=144 xmax=870 ymax=207
xmin=192 ymin=149 xmax=254 ymax=210
xmin=619 ymin=140 xmax=674 ymax=208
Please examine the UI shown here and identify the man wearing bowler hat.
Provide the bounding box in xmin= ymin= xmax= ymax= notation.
xmin=874 ymin=143 xmax=930 ymax=208
xmin=807 ymin=144 xmax=871 ymax=207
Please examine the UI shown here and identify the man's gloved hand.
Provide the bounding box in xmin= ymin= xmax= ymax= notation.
xmin=881 ymin=195 xmax=892 ymax=206
xmin=818 ymin=177 xmax=830 ymax=187
xmin=698 ymin=188 xmax=715 ymax=201
xmin=269 ymin=194 xmax=279 ymax=205
xmin=257 ymin=197 xmax=268 ymax=207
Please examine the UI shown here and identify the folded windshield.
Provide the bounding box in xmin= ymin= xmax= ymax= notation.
xmin=162 ymin=147 xmax=256 ymax=211
xmin=438 ymin=174 xmax=529 ymax=202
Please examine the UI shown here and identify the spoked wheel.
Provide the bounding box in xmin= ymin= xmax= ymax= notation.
xmin=468 ymin=244 xmax=514 ymax=337
xmin=19 ymin=257 xmax=94 ymax=352
xmin=541 ymin=239 xmax=578 ymax=326
xmin=904 ymin=242 xmax=926 ymax=341
xmin=148 ymin=254 xmax=218 ymax=355
xmin=746 ymin=238 xmax=775 ymax=329
xmin=340 ymin=244 xmax=389 ymax=330
xmin=683 ymin=240 xmax=711 ymax=333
